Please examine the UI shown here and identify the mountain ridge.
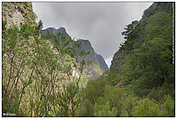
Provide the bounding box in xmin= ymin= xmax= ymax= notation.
xmin=40 ymin=27 xmax=108 ymax=79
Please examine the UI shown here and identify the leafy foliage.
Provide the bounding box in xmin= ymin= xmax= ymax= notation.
xmin=2 ymin=20 xmax=88 ymax=116
xmin=116 ymin=4 xmax=174 ymax=98
xmin=2 ymin=2 xmax=174 ymax=117
xmin=91 ymin=2 xmax=174 ymax=117
xmin=131 ymin=98 xmax=161 ymax=116
xmin=93 ymin=102 xmax=117 ymax=116
xmin=162 ymin=95 xmax=175 ymax=116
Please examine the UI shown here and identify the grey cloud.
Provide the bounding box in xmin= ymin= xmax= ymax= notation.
xmin=32 ymin=2 xmax=152 ymax=67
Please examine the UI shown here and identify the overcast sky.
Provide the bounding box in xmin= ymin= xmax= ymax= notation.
xmin=32 ymin=2 xmax=152 ymax=67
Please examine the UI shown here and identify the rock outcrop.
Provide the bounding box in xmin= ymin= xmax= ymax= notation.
xmin=2 ymin=2 xmax=36 ymax=28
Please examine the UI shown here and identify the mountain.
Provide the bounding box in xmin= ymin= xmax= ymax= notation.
xmin=2 ymin=1 xmax=108 ymax=80
xmin=96 ymin=54 xmax=109 ymax=71
xmin=111 ymin=2 xmax=174 ymax=74
xmin=40 ymin=27 xmax=71 ymax=39
xmin=40 ymin=27 xmax=108 ymax=79
xmin=109 ymin=2 xmax=174 ymax=98
xmin=75 ymin=39 xmax=108 ymax=71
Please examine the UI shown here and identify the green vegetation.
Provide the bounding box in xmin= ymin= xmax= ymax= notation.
xmin=92 ymin=2 xmax=174 ymax=117
xmin=2 ymin=2 xmax=174 ymax=117
xmin=2 ymin=20 xmax=88 ymax=116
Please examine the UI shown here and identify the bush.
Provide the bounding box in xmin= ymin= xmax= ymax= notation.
xmin=93 ymin=101 xmax=117 ymax=116
xmin=84 ymin=79 xmax=106 ymax=104
xmin=161 ymin=95 xmax=175 ymax=116
xmin=131 ymin=98 xmax=161 ymax=116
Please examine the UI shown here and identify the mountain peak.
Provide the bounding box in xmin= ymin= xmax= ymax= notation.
xmin=57 ymin=27 xmax=66 ymax=32
xmin=40 ymin=27 xmax=70 ymax=39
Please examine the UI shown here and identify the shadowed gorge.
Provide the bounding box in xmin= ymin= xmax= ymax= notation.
xmin=2 ymin=2 xmax=175 ymax=117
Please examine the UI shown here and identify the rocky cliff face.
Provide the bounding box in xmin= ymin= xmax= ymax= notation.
xmin=96 ymin=54 xmax=109 ymax=71
xmin=2 ymin=2 xmax=36 ymax=28
xmin=75 ymin=39 xmax=108 ymax=79
xmin=41 ymin=27 xmax=108 ymax=79
xmin=75 ymin=39 xmax=108 ymax=71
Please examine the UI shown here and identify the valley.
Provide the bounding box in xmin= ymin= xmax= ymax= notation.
xmin=2 ymin=2 xmax=175 ymax=117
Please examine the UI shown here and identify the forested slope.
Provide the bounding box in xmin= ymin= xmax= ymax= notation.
xmin=111 ymin=2 xmax=174 ymax=97
xmin=81 ymin=2 xmax=175 ymax=116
